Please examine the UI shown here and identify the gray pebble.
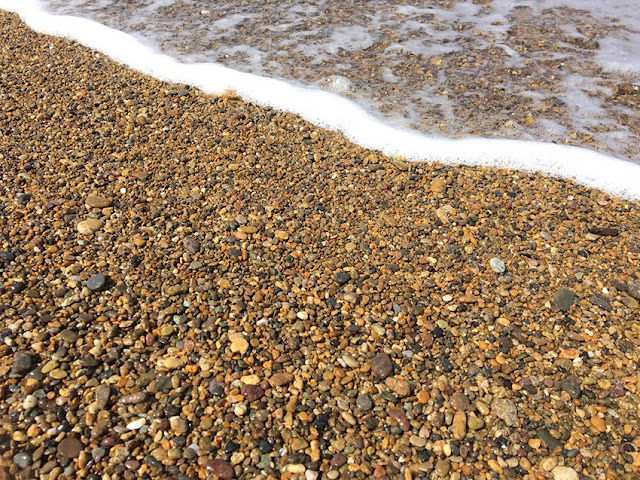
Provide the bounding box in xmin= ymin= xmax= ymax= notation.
xmin=489 ymin=257 xmax=506 ymax=273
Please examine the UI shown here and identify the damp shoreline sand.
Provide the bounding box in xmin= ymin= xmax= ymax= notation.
xmin=1 ymin=11 xmax=640 ymax=480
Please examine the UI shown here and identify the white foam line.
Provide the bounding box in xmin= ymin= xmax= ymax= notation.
xmin=3 ymin=0 xmax=640 ymax=200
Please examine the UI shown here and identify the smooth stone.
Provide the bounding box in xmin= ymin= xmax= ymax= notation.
xmin=13 ymin=452 xmax=31 ymax=469
xmin=86 ymin=273 xmax=107 ymax=291
xmin=183 ymin=235 xmax=201 ymax=254
xmin=452 ymin=411 xmax=467 ymax=440
xmin=170 ymin=417 xmax=188 ymax=435
xmin=126 ymin=418 xmax=146 ymax=430
xmin=629 ymin=283 xmax=640 ymax=301
xmin=371 ymin=353 xmax=394 ymax=379
xmin=85 ymin=195 xmax=112 ymax=208
xmin=58 ymin=437 xmax=83 ymax=458
xmin=552 ymin=466 xmax=579 ymax=480
xmin=491 ymin=398 xmax=519 ymax=427
xmin=385 ymin=377 xmax=411 ymax=397
xmin=553 ymin=288 xmax=575 ymax=312
xmin=588 ymin=226 xmax=619 ymax=237
xmin=489 ymin=257 xmax=506 ymax=273
xmin=77 ymin=218 xmax=103 ymax=235
xmin=342 ymin=354 xmax=359 ymax=369
xmin=434 ymin=459 xmax=450 ymax=477
xmin=23 ymin=395 xmax=37 ymax=410
xmin=268 ymin=372 xmax=294 ymax=387
xmin=356 ymin=394 xmax=373 ymax=411
xmin=331 ymin=453 xmax=347 ymax=467
xmin=388 ymin=408 xmax=411 ymax=431
xmin=118 ymin=392 xmax=147 ymax=405
xmin=430 ymin=177 xmax=447 ymax=193
xmin=335 ymin=272 xmax=351 ymax=285
xmin=206 ymin=459 xmax=235 ymax=479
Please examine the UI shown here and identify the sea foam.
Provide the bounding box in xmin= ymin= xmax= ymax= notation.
xmin=1 ymin=0 xmax=639 ymax=200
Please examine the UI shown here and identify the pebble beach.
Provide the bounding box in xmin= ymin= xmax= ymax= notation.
xmin=2 ymin=9 xmax=640 ymax=480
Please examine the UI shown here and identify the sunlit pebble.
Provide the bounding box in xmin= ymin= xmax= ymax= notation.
xmin=126 ymin=418 xmax=146 ymax=430
xmin=120 ymin=187 xmax=126 ymax=194
xmin=602 ymin=287 xmax=609 ymax=294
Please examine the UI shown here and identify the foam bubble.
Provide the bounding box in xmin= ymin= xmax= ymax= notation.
xmin=1 ymin=0 xmax=639 ymax=200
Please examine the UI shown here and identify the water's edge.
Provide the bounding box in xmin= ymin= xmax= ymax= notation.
xmin=2 ymin=0 xmax=639 ymax=201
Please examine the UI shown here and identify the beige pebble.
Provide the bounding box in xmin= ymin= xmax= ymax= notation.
xmin=77 ymin=218 xmax=103 ymax=234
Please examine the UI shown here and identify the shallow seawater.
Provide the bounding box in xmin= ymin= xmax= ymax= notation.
xmin=43 ymin=0 xmax=640 ymax=163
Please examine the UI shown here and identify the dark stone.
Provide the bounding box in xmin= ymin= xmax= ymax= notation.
xmin=553 ymin=288 xmax=575 ymax=312
xmin=87 ymin=273 xmax=107 ymax=291
xmin=151 ymin=376 xmax=172 ymax=392
xmin=224 ymin=441 xmax=238 ymax=454
xmin=331 ymin=453 xmax=347 ymax=467
xmin=388 ymin=408 xmax=411 ymax=431
xmin=312 ymin=413 xmax=329 ymax=431
xmin=11 ymin=351 xmax=33 ymax=376
xmin=16 ymin=193 xmax=31 ymax=204
xmin=371 ymin=353 xmax=394 ymax=379
xmin=0 ymin=251 xmax=15 ymax=264
xmin=588 ymin=226 xmax=619 ymax=236
xmin=559 ymin=375 xmax=582 ymax=399
xmin=629 ymin=284 xmax=640 ymax=301
xmin=609 ymin=383 xmax=626 ymax=398
xmin=362 ymin=414 xmax=378 ymax=430
xmin=538 ymin=429 xmax=563 ymax=451
xmin=440 ymin=356 xmax=454 ymax=372
xmin=10 ymin=281 xmax=26 ymax=294
xmin=258 ymin=440 xmax=273 ymax=454
xmin=208 ymin=378 xmax=225 ymax=396
xmin=589 ymin=295 xmax=612 ymax=311
xmin=240 ymin=384 xmax=264 ymax=402
xmin=334 ymin=272 xmax=351 ymax=285
xmin=612 ymin=281 xmax=628 ymax=291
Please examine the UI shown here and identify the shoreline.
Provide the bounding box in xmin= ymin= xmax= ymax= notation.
xmin=1 ymin=9 xmax=640 ymax=480
xmin=1 ymin=0 xmax=640 ymax=200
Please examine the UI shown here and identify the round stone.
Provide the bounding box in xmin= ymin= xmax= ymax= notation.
xmin=58 ymin=437 xmax=83 ymax=458
xmin=86 ymin=273 xmax=107 ymax=291
xmin=13 ymin=452 xmax=31 ymax=469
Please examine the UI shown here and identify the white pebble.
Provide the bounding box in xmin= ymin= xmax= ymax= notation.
xmin=23 ymin=395 xmax=37 ymax=410
xmin=126 ymin=418 xmax=146 ymax=430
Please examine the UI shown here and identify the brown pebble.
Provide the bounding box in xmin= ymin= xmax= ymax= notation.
xmin=206 ymin=459 xmax=235 ymax=479
xmin=371 ymin=353 xmax=394 ymax=379
xmin=240 ymin=384 xmax=264 ymax=402
xmin=85 ymin=195 xmax=112 ymax=208
xmin=58 ymin=437 xmax=83 ymax=459
xmin=268 ymin=372 xmax=294 ymax=387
